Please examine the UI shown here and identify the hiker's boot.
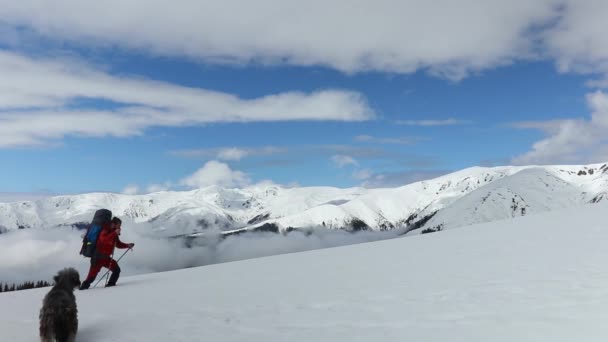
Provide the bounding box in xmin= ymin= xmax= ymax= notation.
xmin=79 ymin=280 xmax=92 ymax=290
xmin=106 ymin=267 xmax=121 ymax=287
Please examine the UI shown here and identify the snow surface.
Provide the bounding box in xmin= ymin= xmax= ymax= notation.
xmin=3 ymin=202 xmax=608 ymax=341
xmin=2 ymin=163 xmax=607 ymax=236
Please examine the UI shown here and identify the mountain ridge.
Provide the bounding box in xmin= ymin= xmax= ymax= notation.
xmin=1 ymin=162 xmax=607 ymax=236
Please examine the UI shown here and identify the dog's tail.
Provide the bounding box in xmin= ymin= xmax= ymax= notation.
xmin=39 ymin=307 xmax=53 ymax=342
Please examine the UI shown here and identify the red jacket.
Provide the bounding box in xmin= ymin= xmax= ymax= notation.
xmin=96 ymin=225 xmax=130 ymax=257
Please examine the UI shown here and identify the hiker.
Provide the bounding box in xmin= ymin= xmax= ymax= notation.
xmin=80 ymin=217 xmax=134 ymax=290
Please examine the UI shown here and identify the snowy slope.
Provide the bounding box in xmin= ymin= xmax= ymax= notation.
xmin=1 ymin=163 xmax=607 ymax=235
xmin=414 ymin=164 xmax=608 ymax=233
xmin=2 ymin=202 xmax=608 ymax=341
xmin=419 ymin=167 xmax=586 ymax=232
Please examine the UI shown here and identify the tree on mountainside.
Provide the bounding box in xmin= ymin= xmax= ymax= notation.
xmin=0 ymin=280 xmax=52 ymax=294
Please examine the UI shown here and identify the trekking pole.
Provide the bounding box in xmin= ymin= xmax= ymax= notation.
xmin=93 ymin=248 xmax=132 ymax=288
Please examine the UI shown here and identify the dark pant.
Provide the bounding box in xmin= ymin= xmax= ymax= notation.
xmin=80 ymin=256 xmax=121 ymax=289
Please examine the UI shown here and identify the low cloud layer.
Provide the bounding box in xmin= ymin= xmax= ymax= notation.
xmin=0 ymin=223 xmax=401 ymax=285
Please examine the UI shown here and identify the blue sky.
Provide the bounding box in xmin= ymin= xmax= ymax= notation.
xmin=1 ymin=1 xmax=608 ymax=196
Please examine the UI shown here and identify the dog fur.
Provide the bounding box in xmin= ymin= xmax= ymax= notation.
xmin=39 ymin=268 xmax=81 ymax=342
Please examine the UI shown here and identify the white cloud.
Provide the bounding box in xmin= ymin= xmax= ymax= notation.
xmin=6 ymin=1 xmax=608 ymax=84
xmin=354 ymin=135 xmax=422 ymax=144
xmin=354 ymin=135 xmax=374 ymax=142
xmin=217 ymin=148 xmax=249 ymax=161
xmin=359 ymin=169 xmax=452 ymax=188
xmin=0 ymin=192 xmax=53 ymax=203
xmin=589 ymin=90 xmax=608 ymax=127
xmin=352 ymin=169 xmax=373 ymax=180
xmin=544 ymin=1 xmax=608 ymax=81
xmin=0 ymin=0 xmax=560 ymax=78
xmin=122 ymin=184 xmax=140 ymax=195
xmin=396 ymin=119 xmax=472 ymax=126
xmin=180 ymin=161 xmax=251 ymax=189
xmin=512 ymin=91 xmax=608 ymax=165
xmin=171 ymin=146 xmax=286 ymax=160
xmin=284 ymin=181 xmax=301 ymax=189
xmin=146 ymin=183 xmax=172 ymax=193
xmin=331 ymin=155 xmax=359 ymax=168
xmin=121 ymin=182 xmax=172 ymax=195
xmin=0 ymin=51 xmax=374 ymax=148
xmin=323 ymin=145 xmax=391 ymax=159
xmin=172 ymin=145 xmax=399 ymax=167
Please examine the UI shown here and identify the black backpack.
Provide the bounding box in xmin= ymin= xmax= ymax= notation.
xmin=80 ymin=209 xmax=112 ymax=257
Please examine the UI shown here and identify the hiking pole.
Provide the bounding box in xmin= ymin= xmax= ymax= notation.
xmin=93 ymin=248 xmax=133 ymax=288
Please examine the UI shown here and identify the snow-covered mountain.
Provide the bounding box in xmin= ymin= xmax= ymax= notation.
xmin=1 ymin=163 xmax=607 ymax=236
xmin=3 ymin=201 xmax=608 ymax=341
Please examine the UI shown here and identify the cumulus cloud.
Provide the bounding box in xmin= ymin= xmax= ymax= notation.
xmin=544 ymin=1 xmax=608 ymax=81
xmin=0 ymin=51 xmax=374 ymax=148
xmin=124 ymin=160 xmax=286 ymax=194
xmin=512 ymin=91 xmax=608 ymax=165
xmin=180 ymin=161 xmax=251 ymax=188
xmin=331 ymin=155 xmax=359 ymax=168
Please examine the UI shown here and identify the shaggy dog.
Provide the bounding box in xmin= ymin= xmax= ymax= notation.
xmin=39 ymin=268 xmax=81 ymax=342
